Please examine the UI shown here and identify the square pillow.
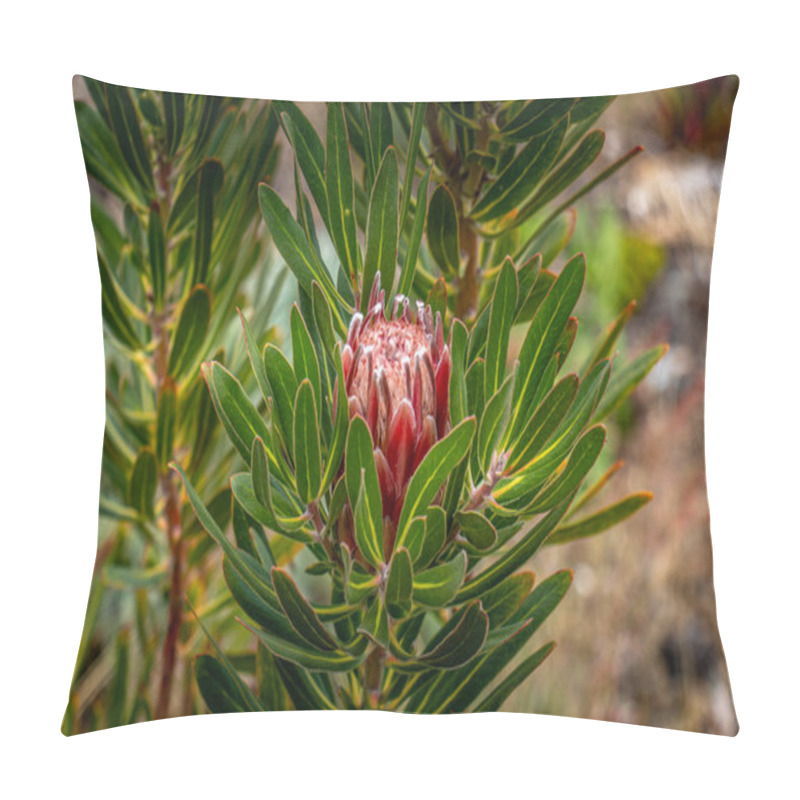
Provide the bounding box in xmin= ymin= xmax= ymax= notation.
xmin=64 ymin=76 xmax=738 ymax=734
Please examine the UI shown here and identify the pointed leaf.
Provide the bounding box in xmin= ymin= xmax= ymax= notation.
xmin=168 ymin=285 xmax=211 ymax=380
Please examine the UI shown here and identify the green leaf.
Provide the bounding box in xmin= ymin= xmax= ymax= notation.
xmin=399 ymin=102 xmax=426 ymax=234
xmin=203 ymin=361 xmax=272 ymax=465
xmin=593 ymin=344 xmax=668 ymax=422
xmin=413 ymin=552 xmax=466 ymax=607
xmin=359 ymin=593 xmax=389 ymax=648
xmin=506 ymin=374 xmax=578 ymax=473
xmin=583 ymin=300 xmax=636 ymax=374
xmin=367 ymin=102 xmax=394 ymax=174
xmin=455 ymin=497 xmax=574 ymax=603
xmin=519 ymin=130 xmax=605 ymax=227
xmin=321 ymin=343 xmax=349 ymax=489
xmin=97 ymin=253 xmax=141 ymax=351
xmin=263 ymin=344 xmax=298 ymax=455
xmin=506 ymin=253 xmax=585 ymax=445
xmin=231 ymin=473 xmax=312 ymax=543
xmin=481 ymin=572 xmax=536 ymax=628
xmin=147 ymin=202 xmax=166 ymax=309
xmin=499 ymin=98 xmax=576 ymax=142
xmin=362 ymin=146 xmax=399 ymax=303
xmin=127 ymin=448 xmax=157 ymax=519
xmin=238 ymin=308 xmax=271 ymax=405
xmin=345 ymin=416 xmax=385 ymax=568
xmin=195 ymin=654 xmax=263 ymax=714
xmin=427 ymin=184 xmax=460 ymax=275
xmin=193 ymin=159 xmax=224 ymax=285
xmin=397 ymin=165 xmax=431 ymax=298
xmin=290 ymin=305 xmax=322 ymax=410
xmin=272 ymin=568 xmax=339 ymax=651
xmin=471 ymin=117 xmax=567 ymax=223
xmin=477 ymin=370 xmax=515 ymax=475
xmin=293 ymin=380 xmax=322 ymax=504
xmin=168 ymin=285 xmax=211 ymax=381
xmin=523 ymin=424 xmax=606 ymax=514
xmin=484 ymin=258 xmax=518 ymax=401
xmin=498 ymin=361 xmax=610 ymax=504
xmin=242 ymin=619 xmax=368 ymax=673
xmin=548 ymin=492 xmax=653 ymax=545
xmin=417 ymin=507 xmax=447 ymax=568
xmin=258 ymin=184 xmax=346 ymax=329
xmin=277 ymin=104 xmax=329 ymax=224
xmin=311 ymin=282 xmax=336 ymax=361
xmin=473 ymin=641 xmax=556 ymax=712
xmin=156 ymin=382 xmax=176 ymax=468
xmin=386 ymin=547 xmax=413 ymax=619
xmin=395 ymin=417 xmax=476 ymax=551
xmin=103 ymin=563 xmax=167 ymax=590
xmin=105 ymin=83 xmax=154 ymax=194
xmin=455 ymin=511 xmax=497 ymax=551
xmin=418 ymin=601 xmax=488 ymax=669
xmin=326 ymin=102 xmax=361 ymax=287
xmin=163 ymin=91 xmax=186 ymax=157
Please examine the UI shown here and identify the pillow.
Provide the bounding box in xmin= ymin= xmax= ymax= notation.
xmin=64 ymin=76 xmax=738 ymax=734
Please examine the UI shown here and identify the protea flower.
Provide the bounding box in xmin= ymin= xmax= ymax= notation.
xmin=338 ymin=275 xmax=451 ymax=560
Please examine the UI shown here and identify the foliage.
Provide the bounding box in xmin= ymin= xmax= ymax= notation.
xmin=177 ymin=100 xmax=666 ymax=714
xmin=63 ymin=78 xmax=285 ymax=733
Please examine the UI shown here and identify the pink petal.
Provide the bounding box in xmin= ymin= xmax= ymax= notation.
xmin=413 ymin=415 xmax=437 ymax=472
xmin=386 ymin=398 xmax=416 ymax=489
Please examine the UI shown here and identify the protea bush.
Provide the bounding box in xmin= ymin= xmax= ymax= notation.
xmin=176 ymin=100 xmax=666 ymax=713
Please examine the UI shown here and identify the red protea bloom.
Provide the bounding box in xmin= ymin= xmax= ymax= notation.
xmin=339 ymin=275 xmax=451 ymax=559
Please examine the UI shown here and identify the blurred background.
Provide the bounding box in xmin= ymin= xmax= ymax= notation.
xmin=506 ymin=77 xmax=739 ymax=733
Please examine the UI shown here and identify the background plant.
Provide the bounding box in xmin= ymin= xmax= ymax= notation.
xmin=64 ymin=78 xmax=286 ymax=732
xmin=178 ymin=100 xmax=667 ymax=714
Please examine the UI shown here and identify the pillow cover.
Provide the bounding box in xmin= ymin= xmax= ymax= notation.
xmin=64 ymin=76 xmax=738 ymax=734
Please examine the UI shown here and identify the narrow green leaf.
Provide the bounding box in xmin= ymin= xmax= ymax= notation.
xmin=258 ymin=184 xmax=346 ymax=328
xmin=473 ymin=641 xmax=556 ymax=712
xmin=163 ymin=91 xmax=186 ymax=158
xmin=238 ymin=308 xmax=271 ymax=404
xmin=418 ymin=601 xmax=488 ymax=669
xmin=156 ymin=382 xmax=176 ymax=468
xmin=290 ymin=305 xmax=322 ymax=410
xmin=413 ymin=552 xmax=467 ymax=607
xmin=147 ymin=202 xmax=166 ymax=309
xmin=583 ymin=300 xmax=636 ymax=374
xmin=395 ymin=417 xmax=477 ymax=550
xmin=484 ymin=258 xmax=518 ymax=401
xmin=168 ymin=285 xmax=211 ymax=381
xmin=456 ymin=511 xmax=497 ymax=551
xmin=455 ymin=496 xmax=574 ymax=603
xmin=242 ymin=619 xmax=368 ymax=673
xmin=277 ymin=104 xmax=329 ymax=224
xmin=507 ymin=253 xmax=585 ymax=445
xmin=263 ymin=344 xmax=298 ymax=455
xmin=293 ymin=380 xmax=322 ymax=504
xmin=127 ymin=448 xmax=157 ymax=519
xmin=359 ymin=592 xmax=389 ymax=648
xmin=506 ymin=374 xmax=578 ymax=473
xmin=193 ymin=159 xmax=224 ymax=285
xmin=272 ymin=568 xmax=339 ymax=651
xmin=326 ymin=102 xmax=361 ymax=287
xmin=524 ymin=424 xmax=606 ymax=514
xmin=427 ymin=184 xmax=460 ymax=275
xmin=399 ymin=102 xmax=426 ymax=233
xmin=471 ymin=117 xmax=567 ymax=223
xmin=397 ymin=165 xmax=431 ymax=298
xmin=363 ymin=147 xmax=399 ymax=302
xmin=548 ymin=492 xmax=653 ymax=545
xmin=203 ymin=361 xmax=272 ymax=464
xmin=321 ymin=343 xmax=349 ymax=489
xmin=195 ymin=654 xmax=262 ymax=714
xmin=477 ymin=370 xmax=515 ymax=474
xmin=500 ymin=98 xmax=576 ymax=142
xmin=105 ymin=83 xmax=154 ymax=194
xmin=386 ymin=547 xmax=413 ymax=619
xmin=593 ymin=344 xmax=668 ymax=422
xmin=345 ymin=416 xmax=385 ymax=568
